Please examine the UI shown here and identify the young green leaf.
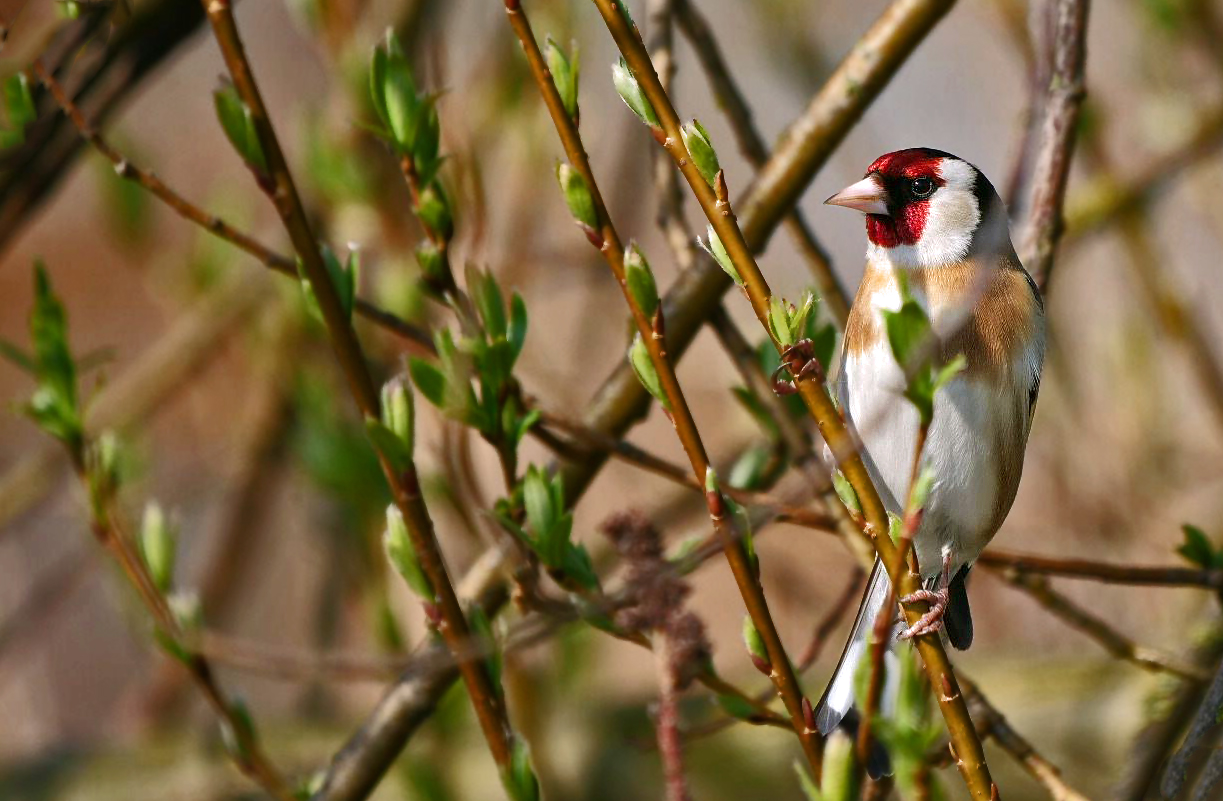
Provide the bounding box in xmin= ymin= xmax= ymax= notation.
xmin=611 ymin=58 xmax=659 ymax=127
xmin=139 ymin=502 xmax=177 ymax=595
xmin=381 ymin=376 xmax=415 ymax=456
xmin=415 ymin=182 xmax=453 ymax=242
xmin=384 ymin=505 xmax=435 ymax=600
xmin=623 ymin=241 xmax=659 ymax=318
xmin=820 ymin=730 xmax=860 ymax=801
xmin=2 ymin=73 xmax=36 ymax=145
xmin=544 ymin=37 xmax=580 ymax=120
xmin=768 ymin=296 xmax=795 ymax=348
xmin=742 ymin=614 xmax=769 ymax=667
xmin=556 ymin=162 xmax=598 ymax=230
xmin=832 ymin=471 xmax=860 ymax=517
xmin=524 ymin=465 xmax=558 ymax=560
xmin=365 ymin=417 xmax=412 ymax=475
xmin=508 ymin=292 xmax=528 ymax=362
xmin=906 ymin=465 xmax=936 ymax=518
xmin=699 ymin=224 xmax=742 ymax=285
xmin=794 ymin=760 xmax=823 ymax=801
xmin=680 ymin=119 xmax=720 ymax=188
xmin=717 ymin=693 xmax=758 ymax=721
xmin=415 ymin=240 xmax=445 ymax=284
xmin=628 ymin=334 xmax=670 ymax=410
xmin=1178 ymin=524 xmax=1215 ymax=569
xmin=467 ymin=264 xmax=508 ymax=341
xmin=502 ymin=738 xmax=541 ymax=801
xmin=370 ymin=30 xmax=426 ymax=155
xmin=469 ymin=605 xmax=503 ymax=690
xmin=408 ymin=357 xmax=447 ymax=408
xmin=883 ymin=297 xmax=932 ymax=374
xmin=213 ymin=83 xmax=267 ymax=173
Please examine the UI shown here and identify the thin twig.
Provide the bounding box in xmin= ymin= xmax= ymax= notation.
xmin=505 ymin=0 xmax=824 ymax=774
xmin=197 ymin=0 xmax=517 ymax=777
xmin=978 ymin=550 xmax=1223 ymax=590
xmin=1019 ymin=0 xmax=1091 ymax=288
xmin=671 ymin=0 xmax=848 ymax=325
xmin=989 ymin=569 xmax=1210 ymax=681
xmin=959 ymin=677 xmax=1093 ymax=801
xmin=68 ymin=449 xmax=293 ymax=798
xmin=22 ymin=44 xmax=434 ymax=356
xmin=587 ymin=1 xmax=996 ymax=796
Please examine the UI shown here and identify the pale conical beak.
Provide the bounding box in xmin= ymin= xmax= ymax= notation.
xmin=824 ymin=175 xmax=889 ymax=215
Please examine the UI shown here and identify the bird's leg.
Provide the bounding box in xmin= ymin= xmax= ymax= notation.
xmin=772 ymin=339 xmax=825 ymax=396
xmin=898 ymin=552 xmax=953 ymax=640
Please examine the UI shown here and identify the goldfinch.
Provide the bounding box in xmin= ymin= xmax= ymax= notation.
xmin=813 ymin=149 xmax=1045 ymax=770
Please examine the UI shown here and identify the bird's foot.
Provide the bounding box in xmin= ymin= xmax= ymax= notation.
xmin=898 ymin=587 xmax=950 ymax=640
xmin=772 ymin=339 xmax=825 ymax=395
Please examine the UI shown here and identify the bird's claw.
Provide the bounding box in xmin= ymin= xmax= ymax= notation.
xmin=898 ymin=587 xmax=950 ymax=640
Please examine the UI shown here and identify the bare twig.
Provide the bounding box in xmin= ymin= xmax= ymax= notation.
xmin=1019 ymin=0 xmax=1091 ymax=288
xmin=197 ymin=0 xmax=517 ymax=779
xmin=978 ymin=550 xmax=1223 ymax=590
xmin=990 ymin=569 xmax=1210 ymax=681
xmin=959 ymin=677 xmax=1093 ymax=801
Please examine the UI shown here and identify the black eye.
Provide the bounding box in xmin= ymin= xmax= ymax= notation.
xmin=910 ymin=177 xmax=934 ymax=198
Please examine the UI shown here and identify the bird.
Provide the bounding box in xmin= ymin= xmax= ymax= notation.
xmin=812 ymin=148 xmax=1046 ymax=774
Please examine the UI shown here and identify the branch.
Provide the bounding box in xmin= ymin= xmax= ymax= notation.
xmin=22 ymin=49 xmax=434 ymax=356
xmin=671 ymin=0 xmax=848 ymax=326
xmin=196 ymin=0 xmax=517 ymax=779
xmin=587 ymin=1 xmax=997 ymax=796
xmin=315 ymin=546 xmax=510 ymax=801
xmin=989 ymin=568 xmax=1210 ymax=681
xmin=959 ymin=677 xmax=1092 ymax=801
xmin=1019 ymin=0 xmax=1091 ymax=288
xmin=504 ymin=0 xmax=823 ymax=774
xmin=978 ymin=550 xmax=1223 ymax=590
xmin=63 ymin=440 xmax=293 ymax=799
xmin=1 ymin=268 xmax=267 ymax=534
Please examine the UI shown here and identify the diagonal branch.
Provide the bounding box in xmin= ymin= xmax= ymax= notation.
xmin=196 ymin=0 xmax=517 ymax=781
xmin=671 ymin=0 xmax=848 ymax=326
xmin=989 ymin=568 xmax=1210 ymax=681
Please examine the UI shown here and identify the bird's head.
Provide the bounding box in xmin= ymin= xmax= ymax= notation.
xmin=825 ymin=148 xmax=1010 ymax=268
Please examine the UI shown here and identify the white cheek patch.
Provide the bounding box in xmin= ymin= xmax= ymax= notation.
xmin=870 ymin=158 xmax=982 ymax=269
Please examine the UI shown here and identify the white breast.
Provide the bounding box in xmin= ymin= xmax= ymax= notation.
xmin=835 ymin=284 xmax=1037 ymax=580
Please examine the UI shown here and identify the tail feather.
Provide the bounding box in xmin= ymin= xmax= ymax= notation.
xmin=814 ymin=560 xmax=896 ymax=735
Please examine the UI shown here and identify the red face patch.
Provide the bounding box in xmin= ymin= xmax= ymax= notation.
xmin=862 ymin=149 xmax=948 ymax=248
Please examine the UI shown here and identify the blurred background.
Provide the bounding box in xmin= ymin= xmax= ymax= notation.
xmin=2 ymin=0 xmax=1223 ymax=799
